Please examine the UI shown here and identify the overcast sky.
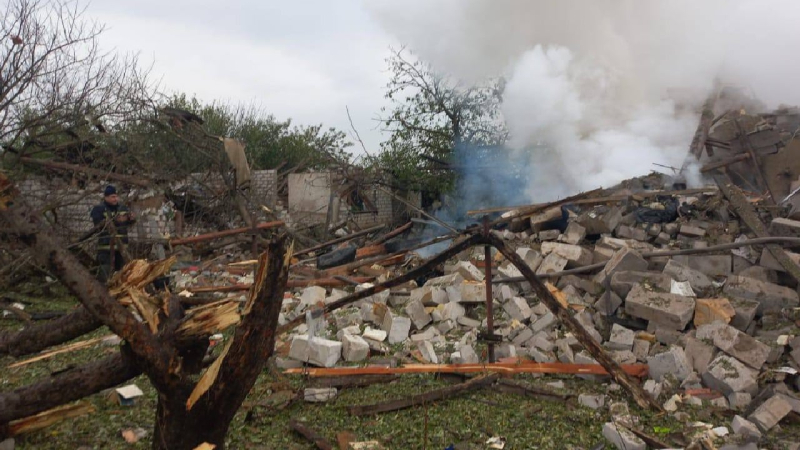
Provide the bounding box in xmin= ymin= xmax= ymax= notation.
xmin=86 ymin=0 xmax=397 ymax=157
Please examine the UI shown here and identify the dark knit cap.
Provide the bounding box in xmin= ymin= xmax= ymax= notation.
xmin=104 ymin=185 xmax=117 ymax=196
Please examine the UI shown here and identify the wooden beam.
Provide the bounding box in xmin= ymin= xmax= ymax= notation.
xmin=288 ymin=420 xmax=334 ymax=450
xmin=293 ymin=224 xmax=385 ymax=257
xmin=170 ymin=221 xmax=284 ymax=246
xmin=284 ymin=362 xmax=648 ymax=377
xmin=366 ymin=221 xmax=412 ymax=246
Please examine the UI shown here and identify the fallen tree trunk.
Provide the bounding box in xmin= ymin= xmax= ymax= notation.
xmin=0 ymin=352 xmax=140 ymax=427
xmin=0 ymin=306 xmax=100 ymax=357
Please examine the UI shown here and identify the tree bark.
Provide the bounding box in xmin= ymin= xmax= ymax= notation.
xmin=0 ymin=306 xmax=100 ymax=357
xmin=151 ymin=236 xmax=290 ymax=450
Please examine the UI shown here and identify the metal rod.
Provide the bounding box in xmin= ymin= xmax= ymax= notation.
xmin=482 ymin=216 xmax=495 ymax=363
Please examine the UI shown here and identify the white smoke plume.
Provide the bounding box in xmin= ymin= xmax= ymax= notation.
xmin=367 ymin=0 xmax=800 ymax=202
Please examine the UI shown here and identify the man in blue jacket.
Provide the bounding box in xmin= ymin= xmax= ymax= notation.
xmin=90 ymin=185 xmax=136 ymax=281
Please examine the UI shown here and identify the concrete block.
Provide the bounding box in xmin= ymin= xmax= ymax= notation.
xmin=747 ymin=394 xmax=792 ymax=431
xmin=644 ymin=379 xmax=662 ymax=400
xmin=381 ymin=312 xmax=411 ymax=344
xmin=436 ymin=319 xmax=455 ymax=334
xmin=417 ymin=341 xmax=438 ymax=363
xmin=441 ymin=302 xmax=466 ymax=322
xmin=625 ymin=284 xmax=696 ymax=330
xmin=680 ymin=224 xmax=706 ymax=238
xmin=729 ymin=297 xmax=760 ymax=331
xmin=663 ymin=259 xmax=713 ymax=292
xmin=770 ymin=217 xmax=800 ymax=237
xmin=617 ymin=225 xmax=648 ymax=241
xmin=593 ymin=245 xmax=616 ymax=264
xmin=300 ymin=286 xmax=327 ymax=307
xmin=563 ymin=221 xmax=586 ymax=245
xmin=602 ymin=422 xmax=645 ymax=450
xmin=684 ymin=336 xmax=716 ymax=374
xmin=503 ymin=296 xmax=532 ymax=321
xmin=737 ymin=265 xmax=777 ymax=284
xmin=595 ymin=290 xmax=623 ymax=316
xmin=611 ymin=350 xmax=637 ymax=365
xmin=459 ymin=281 xmax=486 ymax=304
xmin=728 ymin=392 xmax=753 ymax=411
xmin=578 ymin=394 xmax=606 ymax=409
xmin=577 ymin=206 xmax=623 ymax=235
xmin=528 ymin=346 xmax=556 ymax=363
xmin=655 ymin=232 xmax=671 ymax=245
xmin=404 ymin=299 xmax=432 ymax=330
xmin=610 ymin=270 xmax=672 ymax=297
xmin=679 ymin=255 xmax=732 ymax=277
xmin=607 ymin=323 xmax=635 ymax=351
xmin=454 ymin=261 xmax=484 ymax=281
xmin=647 ymin=346 xmax=692 ymax=381
xmin=304 ymin=387 xmax=337 ymax=402
xmin=702 ymin=355 xmax=759 ymax=396
xmin=424 ymin=273 xmax=464 ymax=288
xmin=531 ymin=311 xmax=556 ymax=333
xmin=457 ymin=316 xmax=481 ymax=329
xmin=697 ymin=323 xmax=770 ymax=369
xmin=731 ymin=415 xmax=762 ymax=441
xmin=458 ymin=344 xmax=479 ymax=364
xmin=541 ymin=242 xmax=593 ymax=267
xmin=723 ymin=275 xmax=800 ymax=314
xmin=289 ymin=335 xmax=342 ymax=367
xmin=596 ymin=248 xmax=649 ymax=284
xmin=694 ymin=298 xmax=735 ymax=326
xmin=536 ymin=253 xmax=568 ymax=275
xmin=410 ymin=326 xmax=438 ymax=343
xmin=632 ymin=339 xmax=650 ymax=362
xmin=342 ymin=334 xmax=370 ymax=362
xmin=516 ymin=247 xmax=543 ymax=271
xmin=362 ymin=327 xmax=387 ymax=341
xmin=556 ymin=339 xmax=575 ymax=363
xmin=538 ymin=229 xmax=560 ymax=241
xmin=759 ymin=247 xmax=800 ymax=273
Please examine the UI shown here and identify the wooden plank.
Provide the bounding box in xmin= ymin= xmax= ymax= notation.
xmin=366 ymin=221 xmax=412 ymax=246
xmin=293 ymin=224 xmax=385 ymax=257
xmin=347 ymin=373 xmax=499 ymax=416
xmin=284 ymin=362 xmax=649 ymax=377
xmin=288 ymin=419 xmax=335 ymax=450
xmin=170 ymin=221 xmax=284 ymax=246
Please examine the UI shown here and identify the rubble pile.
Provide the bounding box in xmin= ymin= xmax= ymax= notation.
xmin=271 ymin=169 xmax=800 ymax=448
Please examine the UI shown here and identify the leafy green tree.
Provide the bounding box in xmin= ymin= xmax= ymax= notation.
xmin=378 ymin=48 xmax=507 ymax=197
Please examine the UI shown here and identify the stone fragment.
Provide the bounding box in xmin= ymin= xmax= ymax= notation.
xmin=404 ymin=299 xmax=432 ymax=330
xmin=663 ymin=259 xmax=713 ymax=292
xmin=578 ymin=394 xmax=606 ymax=409
xmin=747 ymin=394 xmax=792 ymax=431
xmin=694 ymin=298 xmax=735 ymax=326
xmin=436 ymin=319 xmax=455 ymax=334
xmin=679 ymin=255 xmax=732 ymax=277
xmin=410 ymin=326 xmax=438 ymax=343
xmin=702 ymin=355 xmax=759 ymax=396
xmin=289 ymin=335 xmax=342 ymax=367
xmin=441 ymin=302 xmax=466 ymax=322
xmin=644 ymin=379 xmax=662 ymax=399
xmin=457 ymin=316 xmax=481 ymax=329
xmin=341 ymin=334 xmax=369 ymax=362
xmin=759 ymin=247 xmax=800 ymax=273
xmin=611 ymin=350 xmax=636 ymax=364
xmin=362 ymin=327 xmax=387 ymax=341
xmin=503 ymin=296 xmax=532 ymax=321
xmin=625 ymin=284 xmax=695 ymax=330
xmin=511 ymin=328 xmax=534 ymax=347
xmin=607 ymin=324 xmax=635 ymax=351
xmin=595 ymin=290 xmax=623 ymax=316
xmin=458 ymin=345 xmax=479 ymax=364
xmin=602 ymin=423 xmax=645 ymax=450
xmin=424 ymin=273 xmax=464 ymax=288
xmin=304 ymin=387 xmax=337 ymax=402
xmin=655 ymin=232 xmax=671 ymax=245
xmin=697 ymin=323 xmax=771 ymax=369
xmin=723 ymin=276 xmax=800 ymax=314
xmin=556 ymin=339 xmax=574 ymax=363
xmin=647 ymin=346 xmax=692 ymax=381
xmin=538 ymin=229 xmax=560 ymax=241
xmin=381 ymin=312 xmax=411 ymax=344
xmin=531 ymin=311 xmax=557 ymax=333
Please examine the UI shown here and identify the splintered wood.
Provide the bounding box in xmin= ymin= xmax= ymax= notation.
xmin=8 ymin=402 xmax=96 ymax=436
